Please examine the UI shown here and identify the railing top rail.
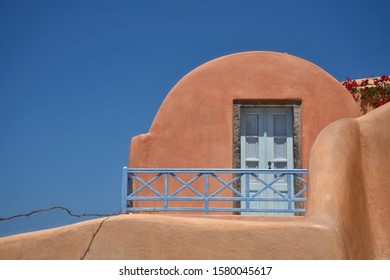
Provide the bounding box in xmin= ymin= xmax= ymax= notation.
xmin=123 ymin=167 xmax=308 ymax=174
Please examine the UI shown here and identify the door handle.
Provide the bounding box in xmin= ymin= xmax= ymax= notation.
xmin=268 ymin=159 xmax=288 ymax=169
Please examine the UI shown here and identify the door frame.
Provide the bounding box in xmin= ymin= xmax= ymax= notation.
xmin=232 ymin=100 xmax=303 ymax=212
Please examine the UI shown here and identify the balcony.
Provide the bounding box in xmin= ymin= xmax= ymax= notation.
xmin=121 ymin=168 xmax=308 ymax=215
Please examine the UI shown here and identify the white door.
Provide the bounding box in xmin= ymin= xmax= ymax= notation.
xmin=240 ymin=107 xmax=294 ymax=215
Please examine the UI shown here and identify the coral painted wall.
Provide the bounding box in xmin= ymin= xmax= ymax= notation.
xmin=129 ymin=52 xmax=360 ymax=170
xmin=128 ymin=52 xmax=361 ymax=210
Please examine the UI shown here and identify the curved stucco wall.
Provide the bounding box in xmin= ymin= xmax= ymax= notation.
xmin=306 ymin=102 xmax=390 ymax=259
xmin=130 ymin=51 xmax=361 ymax=169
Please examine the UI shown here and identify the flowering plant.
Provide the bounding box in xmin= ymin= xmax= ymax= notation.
xmin=342 ymin=75 xmax=390 ymax=109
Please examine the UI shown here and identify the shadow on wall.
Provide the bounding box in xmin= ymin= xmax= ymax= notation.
xmin=342 ymin=76 xmax=390 ymax=115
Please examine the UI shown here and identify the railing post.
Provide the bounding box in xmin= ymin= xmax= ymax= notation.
xmin=204 ymin=173 xmax=209 ymax=214
xmin=121 ymin=166 xmax=128 ymax=214
xmin=164 ymin=173 xmax=169 ymax=210
xmin=287 ymin=173 xmax=293 ymax=211
xmin=245 ymin=173 xmax=250 ymax=211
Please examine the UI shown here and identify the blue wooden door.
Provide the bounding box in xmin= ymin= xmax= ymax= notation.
xmin=240 ymin=107 xmax=294 ymax=215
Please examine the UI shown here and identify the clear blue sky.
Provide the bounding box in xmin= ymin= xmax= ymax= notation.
xmin=0 ymin=0 xmax=389 ymax=237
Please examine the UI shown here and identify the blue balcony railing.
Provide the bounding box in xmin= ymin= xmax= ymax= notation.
xmin=121 ymin=168 xmax=308 ymax=215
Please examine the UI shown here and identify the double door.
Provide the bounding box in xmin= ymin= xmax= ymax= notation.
xmin=240 ymin=107 xmax=294 ymax=215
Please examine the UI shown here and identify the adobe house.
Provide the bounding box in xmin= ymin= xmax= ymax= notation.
xmin=127 ymin=51 xmax=361 ymax=214
xmin=1 ymin=52 xmax=389 ymax=259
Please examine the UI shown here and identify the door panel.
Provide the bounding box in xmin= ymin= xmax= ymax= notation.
xmin=240 ymin=107 xmax=294 ymax=215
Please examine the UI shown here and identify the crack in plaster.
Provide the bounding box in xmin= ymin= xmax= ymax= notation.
xmin=80 ymin=217 xmax=109 ymax=260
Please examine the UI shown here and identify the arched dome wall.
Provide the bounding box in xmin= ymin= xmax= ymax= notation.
xmin=129 ymin=51 xmax=360 ymax=169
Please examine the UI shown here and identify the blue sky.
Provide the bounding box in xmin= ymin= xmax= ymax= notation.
xmin=0 ymin=0 xmax=389 ymax=237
